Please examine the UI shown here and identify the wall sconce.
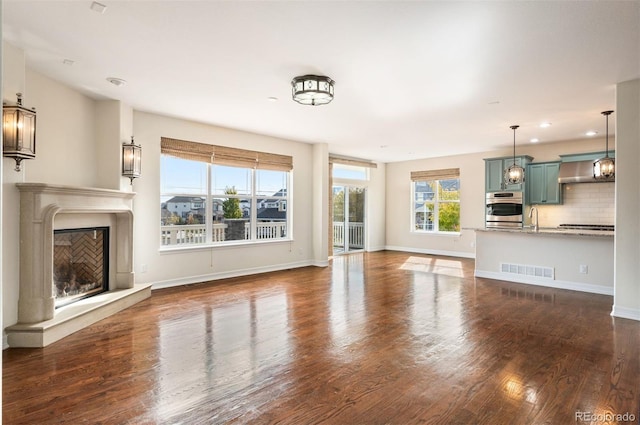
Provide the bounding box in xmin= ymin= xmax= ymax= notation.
xmin=3 ymin=93 xmax=37 ymax=172
xmin=122 ymin=136 xmax=142 ymax=184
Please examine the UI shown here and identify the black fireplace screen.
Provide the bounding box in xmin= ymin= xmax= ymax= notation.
xmin=53 ymin=227 xmax=109 ymax=308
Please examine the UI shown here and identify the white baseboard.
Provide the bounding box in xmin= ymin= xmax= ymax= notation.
xmin=367 ymin=246 xmax=386 ymax=252
xmin=150 ymin=259 xmax=315 ymax=290
xmin=474 ymin=269 xmax=614 ymax=296
xmin=610 ymin=305 xmax=640 ymax=321
xmin=385 ymin=245 xmax=475 ymax=259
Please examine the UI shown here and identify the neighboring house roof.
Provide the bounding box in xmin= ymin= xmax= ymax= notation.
xmin=257 ymin=208 xmax=286 ymax=220
xmin=258 ymin=189 xmax=287 ymax=204
xmin=166 ymin=196 xmax=205 ymax=204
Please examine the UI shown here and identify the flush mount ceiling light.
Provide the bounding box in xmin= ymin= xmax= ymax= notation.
xmin=539 ymin=122 xmax=552 ymax=128
xmin=291 ymin=75 xmax=334 ymax=106
xmin=504 ymin=125 xmax=525 ymax=185
xmin=593 ymin=110 xmax=615 ymax=180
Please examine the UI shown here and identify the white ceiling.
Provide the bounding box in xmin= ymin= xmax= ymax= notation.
xmin=3 ymin=1 xmax=639 ymax=163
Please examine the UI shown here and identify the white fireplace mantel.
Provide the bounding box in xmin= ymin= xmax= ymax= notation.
xmin=6 ymin=183 xmax=151 ymax=347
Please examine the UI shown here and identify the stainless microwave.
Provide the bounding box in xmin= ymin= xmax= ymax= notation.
xmin=485 ymin=192 xmax=523 ymax=228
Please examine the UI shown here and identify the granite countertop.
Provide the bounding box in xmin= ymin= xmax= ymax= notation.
xmin=474 ymin=227 xmax=615 ymax=238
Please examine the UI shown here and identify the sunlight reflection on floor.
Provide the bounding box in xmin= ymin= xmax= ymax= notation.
xmin=399 ymin=256 xmax=465 ymax=277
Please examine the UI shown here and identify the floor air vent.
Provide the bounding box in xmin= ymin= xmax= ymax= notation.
xmin=500 ymin=262 xmax=555 ymax=280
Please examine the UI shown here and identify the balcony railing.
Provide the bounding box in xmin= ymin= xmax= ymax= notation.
xmin=161 ymin=221 xmax=287 ymax=246
xmin=332 ymin=222 xmax=364 ymax=249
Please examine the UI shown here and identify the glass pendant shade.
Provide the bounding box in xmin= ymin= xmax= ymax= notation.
xmin=505 ymin=163 xmax=525 ymax=184
xmin=291 ymin=75 xmax=334 ymax=106
xmin=504 ymin=125 xmax=524 ymax=185
xmin=122 ymin=136 xmax=142 ymax=184
xmin=593 ymin=110 xmax=615 ymax=180
xmin=2 ymin=93 xmax=36 ymax=172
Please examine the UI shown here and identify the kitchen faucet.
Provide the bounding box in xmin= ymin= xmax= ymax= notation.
xmin=528 ymin=206 xmax=539 ymax=232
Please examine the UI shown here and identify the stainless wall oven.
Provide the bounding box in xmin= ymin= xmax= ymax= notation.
xmin=486 ymin=192 xmax=523 ymax=228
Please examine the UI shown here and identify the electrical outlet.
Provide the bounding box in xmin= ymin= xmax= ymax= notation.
xmin=141 ymin=264 xmax=148 ymax=273
xmin=579 ymin=264 xmax=588 ymax=274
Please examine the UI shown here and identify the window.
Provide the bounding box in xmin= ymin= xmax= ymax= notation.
xmin=160 ymin=138 xmax=292 ymax=247
xmin=330 ymin=155 xmax=377 ymax=180
xmin=332 ymin=164 xmax=368 ymax=180
xmin=411 ymin=168 xmax=460 ymax=233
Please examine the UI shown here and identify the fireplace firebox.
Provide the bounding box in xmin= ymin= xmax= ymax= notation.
xmin=53 ymin=227 xmax=109 ymax=308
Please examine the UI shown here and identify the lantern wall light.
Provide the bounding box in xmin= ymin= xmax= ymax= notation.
xmin=3 ymin=93 xmax=37 ymax=172
xmin=122 ymin=136 xmax=142 ymax=185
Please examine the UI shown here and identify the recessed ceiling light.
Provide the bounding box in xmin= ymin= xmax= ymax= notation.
xmin=267 ymin=97 xmax=278 ymax=102
xmin=63 ymin=59 xmax=74 ymax=66
xmin=106 ymin=77 xmax=126 ymax=87
xmin=487 ymin=100 xmax=500 ymax=105
xmin=530 ymin=138 xmax=539 ymax=143
xmin=539 ymin=122 xmax=552 ymax=128
xmin=90 ymin=1 xmax=107 ymax=14
xmin=585 ymin=130 xmax=598 ymax=136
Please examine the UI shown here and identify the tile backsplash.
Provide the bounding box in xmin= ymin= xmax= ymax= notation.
xmin=533 ymin=182 xmax=615 ymax=227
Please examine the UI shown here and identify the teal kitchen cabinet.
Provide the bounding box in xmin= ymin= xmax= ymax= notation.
xmin=485 ymin=156 xmax=533 ymax=192
xmin=526 ymin=162 xmax=562 ymax=204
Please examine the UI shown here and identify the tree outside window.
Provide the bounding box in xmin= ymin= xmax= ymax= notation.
xmin=413 ymin=178 xmax=460 ymax=233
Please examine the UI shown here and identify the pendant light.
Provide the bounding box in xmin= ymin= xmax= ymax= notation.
xmin=504 ymin=125 xmax=525 ymax=185
xmin=593 ymin=110 xmax=614 ymax=180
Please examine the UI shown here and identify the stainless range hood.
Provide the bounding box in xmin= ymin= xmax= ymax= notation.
xmin=558 ymin=160 xmax=615 ymax=184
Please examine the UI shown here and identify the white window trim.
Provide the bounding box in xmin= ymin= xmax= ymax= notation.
xmin=161 ymin=157 xmax=292 ymax=248
xmin=411 ymin=179 xmax=461 ymax=235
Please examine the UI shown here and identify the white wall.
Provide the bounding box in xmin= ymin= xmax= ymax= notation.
xmin=2 ymin=46 xmax=101 ymax=343
xmin=312 ymin=143 xmax=329 ymax=264
xmin=132 ymin=111 xmax=317 ymax=288
xmin=24 ymin=69 xmax=97 ymax=187
xmin=613 ymin=78 xmax=640 ymax=320
xmin=366 ymin=163 xmax=386 ymax=252
xmin=385 ymin=137 xmax=613 ymax=257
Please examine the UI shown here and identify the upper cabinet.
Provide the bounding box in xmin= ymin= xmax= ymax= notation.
xmin=484 ymin=156 xmax=533 ymax=192
xmin=526 ymin=162 xmax=562 ymax=205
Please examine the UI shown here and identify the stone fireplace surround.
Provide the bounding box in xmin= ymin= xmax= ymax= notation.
xmin=5 ymin=183 xmax=152 ymax=348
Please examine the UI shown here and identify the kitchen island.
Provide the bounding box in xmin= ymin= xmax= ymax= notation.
xmin=474 ymin=227 xmax=614 ymax=295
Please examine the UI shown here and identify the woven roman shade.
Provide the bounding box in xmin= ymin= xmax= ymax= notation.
xmin=161 ymin=137 xmax=293 ymax=171
xmin=329 ymin=155 xmax=377 ymax=169
xmin=410 ymin=168 xmax=460 ymax=181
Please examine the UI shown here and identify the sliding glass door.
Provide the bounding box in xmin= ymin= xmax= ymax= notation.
xmin=332 ymin=185 xmax=366 ymax=254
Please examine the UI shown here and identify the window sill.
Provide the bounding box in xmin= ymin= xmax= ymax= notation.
xmin=412 ymin=231 xmax=461 ymax=237
xmin=159 ymin=238 xmax=293 ymax=254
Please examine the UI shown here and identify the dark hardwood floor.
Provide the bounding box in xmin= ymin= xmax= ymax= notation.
xmin=3 ymin=251 xmax=639 ymax=424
